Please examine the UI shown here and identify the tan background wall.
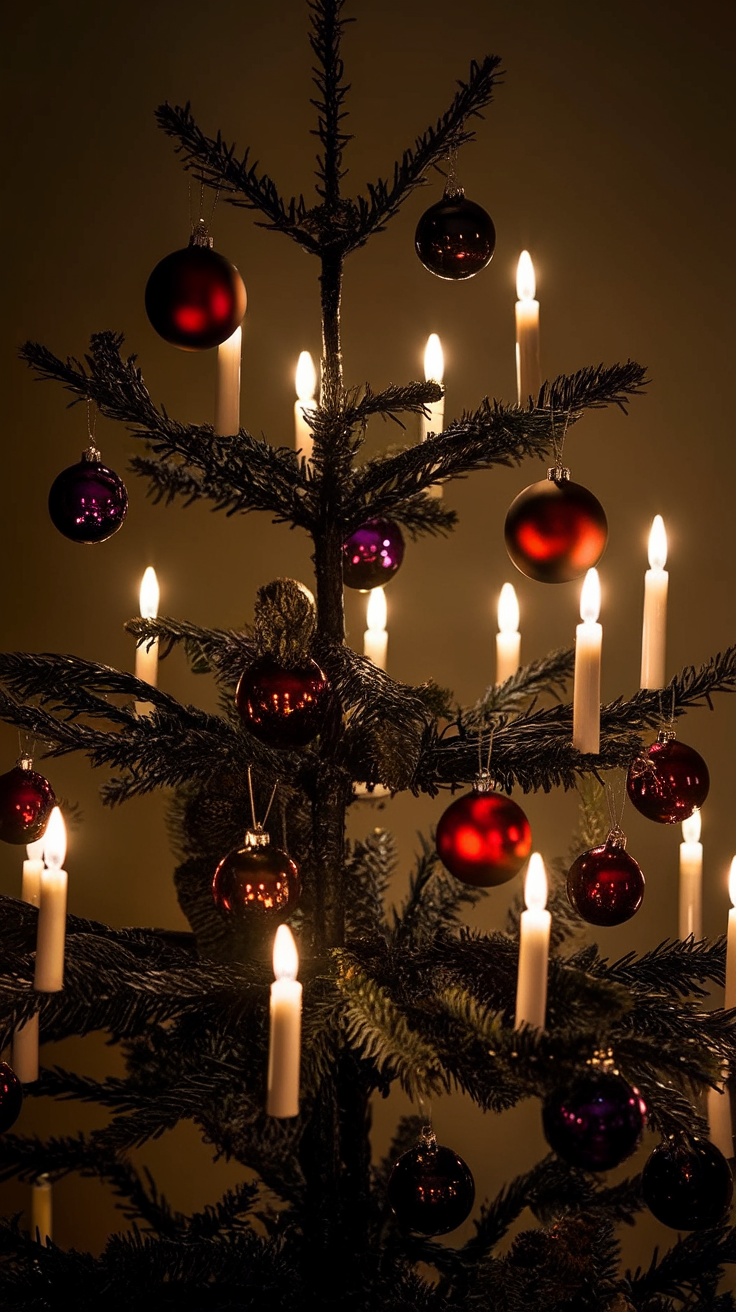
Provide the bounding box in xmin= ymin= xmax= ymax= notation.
xmin=1 ymin=0 xmax=735 ymax=1278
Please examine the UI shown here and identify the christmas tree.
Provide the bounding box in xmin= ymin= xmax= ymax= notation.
xmin=1 ymin=1 xmax=735 ymax=1307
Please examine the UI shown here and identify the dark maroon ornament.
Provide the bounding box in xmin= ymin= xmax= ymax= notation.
xmin=566 ymin=826 xmax=645 ymax=926
xmin=504 ymin=467 xmax=608 ymax=584
xmin=235 ymin=654 xmax=330 ymax=749
xmin=542 ymin=1065 xmax=646 ymax=1172
xmin=642 ymin=1135 xmax=733 ymax=1230
xmin=212 ymin=827 xmax=300 ymax=920
xmin=0 ymin=759 xmax=56 ymax=846
xmin=145 ymin=223 xmax=247 ymax=351
xmin=0 ymin=1062 xmax=22 ymax=1131
xmin=415 ymin=190 xmax=496 ymax=280
xmin=387 ymin=1133 xmax=475 ymax=1235
xmin=342 ymin=518 xmax=405 ymax=590
xmin=436 ymin=775 xmax=531 ymax=888
xmin=48 ymin=448 xmax=128 ymax=545
xmin=626 ymin=731 xmax=709 ymax=824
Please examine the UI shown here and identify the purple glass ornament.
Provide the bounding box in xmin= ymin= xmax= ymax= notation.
xmin=542 ymin=1069 xmax=646 ymax=1171
xmin=342 ymin=518 xmax=405 ymax=590
xmin=0 ymin=1062 xmax=23 ymax=1130
xmin=387 ymin=1138 xmax=475 ymax=1235
xmin=642 ymin=1135 xmax=733 ymax=1230
xmin=49 ymin=450 xmax=128 ymax=544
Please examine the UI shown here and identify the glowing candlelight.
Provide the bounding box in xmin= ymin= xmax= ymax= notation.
xmin=33 ymin=808 xmax=68 ymax=993
xmin=363 ymin=587 xmax=388 ymax=670
xmin=496 ymin=583 xmax=521 ymax=685
xmin=135 ymin=566 xmax=159 ymax=714
xmin=31 ymin=1175 xmax=52 ymax=1246
xmin=640 ymin=515 xmax=669 ymax=689
xmin=573 ymin=568 xmax=602 ymax=754
xmin=515 ymin=251 xmax=541 ymax=404
xmin=514 ymin=854 xmax=551 ymax=1031
xmin=679 ymin=808 xmax=703 ymax=940
xmin=267 ymin=925 xmax=302 ymax=1118
xmin=214 ymin=324 xmax=242 ymax=436
xmin=294 ymin=351 xmax=317 ymax=463
xmin=12 ymin=838 xmax=47 ymax=1081
xmin=422 ymin=333 xmax=445 ymax=499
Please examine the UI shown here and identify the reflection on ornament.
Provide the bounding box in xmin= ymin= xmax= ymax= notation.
xmin=387 ymin=1134 xmax=475 ymax=1235
xmin=342 ymin=518 xmax=405 ymax=590
xmin=213 ymin=827 xmax=300 ymax=921
xmin=504 ymin=468 xmax=608 ymax=584
xmin=0 ymin=760 xmax=56 ymax=846
xmin=235 ymin=654 xmax=330 ymax=749
xmin=48 ymin=452 xmax=128 ymax=544
xmin=566 ymin=829 xmax=645 ymax=926
xmin=415 ymin=192 xmax=496 ymax=280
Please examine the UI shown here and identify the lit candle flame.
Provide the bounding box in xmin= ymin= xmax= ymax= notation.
xmin=648 ymin=514 xmax=668 ymax=571
xmin=273 ymin=924 xmax=299 ymax=981
xmin=26 ymin=837 xmax=45 ymax=861
xmin=682 ymin=809 xmax=701 ymax=844
xmin=295 ymin=351 xmax=317 ymax=403
xmin=729 ymin=857 xmax=736 ymax=909
xmin=43 ymin=808 xmax=67 ymax=871
xmin=524 ymin=853 xmax=547 ymax=911
xmin=497 ymin=582 xmax=520 ymax=635
xmin=424 ymin=333 xmax=444 ymax=383
xmin=580 ymin=568 xmax=601 ymax=624
xmin=366 ymin=587 xmax=387 ymax=633
xmin=516 ymin=250 xmax=536 ymax=302
xmin=139 ymin=567 xmax=159 ymax=620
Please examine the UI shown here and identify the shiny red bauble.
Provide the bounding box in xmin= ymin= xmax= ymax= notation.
xmin=0 ymin=1062 xmax=23 ymax=1131
xmin=145 ymin=236 xmax=246 ymax=351
xmin=542 ymin=1069 xmax=646 ymax=1172
xmin=566 ymin=833 xmax=645 ymax=926
xmin=48 ymin=453 xmax=128 ymax=544
xmin=0 ymin=762 xmax=56 ymax=845
xmin=235 ymin=654 xmax=330 ymax=749
xmin=212 ymin=831 xmax=300 ymax=921
xmin=415 ymin=192 xmax=496 ymax=280
xmin=342 ymin=518 xmax=405 ymax=590
xmin=642 ymin=1135 xmax=733 ymax=1230
xmin=626 ymin=734 xmax=709 ymax=824
xmin=387 ymin=1139 xmax=475 ymax=1235
xmin=504 ymin=470 xmax=608 ymax=584
xmin=436 ymin=789 xmax=531 ymax=887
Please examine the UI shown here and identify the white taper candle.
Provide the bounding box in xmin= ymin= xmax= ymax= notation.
xmin=572 ymin=568 xmax=602 ymax=754
xmin=267 ymin=925 xmax=302 ymax=1118
xmin=363 ymin=588 xmax=388 ymax=670
xmin=31 ymin=1174 xmax=52 ymax=1245
xmin=708 ymin=856 xmax=736 ymax=1158
xmin=640 ymin=515 xmax=668 ymax=689
xmin=496 ymin=583 xmax=521 ymax=685
xmin=33 ymin=809 xmax=68 ymax=994
xmin=12 ymin=838 xmax=46 ymax=1082
xmin=515 ymin=251 xmax=541 ymax=405
xmin=678 ymin=809 xmax=703 ymax=940
xmin=421 ymin=333 xmax=445 ymax=500
xmin=214 ymin=325 xmax=242 ymax=436
xmin=514 ymin=854 xmax=551 ymax=1031
xmin=135 ymin=566 xmax=159 ymax=716
xmin=294 ymin=351 xmax=317 ymax=464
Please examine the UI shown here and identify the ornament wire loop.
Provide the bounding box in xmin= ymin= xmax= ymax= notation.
xmin=246 ymin=764 xmax=279 ymax=834
xmin=604 ymin=774 xmax=627 ymax=839
xmin=444 ymin=141 xmax=463 ymax=200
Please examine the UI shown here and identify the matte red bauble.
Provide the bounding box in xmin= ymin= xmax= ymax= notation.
xmin=642 ymin=1135 xmax=733 ymax=1230
xmin=626 ymin=732 xmax=709 ymax=824
xmin=0 ymin=1062 xmax=23 ymax=1131
xmin=235 ymin=654 xmax=330 ymax=749
xmin=48 ymin=451 xmax=128 ymax=544
xmin=542 ymin=1068 xmax=646 ymax=1172
xmin=387 ymin=1137 xmax=475 ymax=1235
xmin=415 ymin=191 xmax=496 ymax=280
xmin=436 ymin=786 xmax=531 ymax=887
xmin=342 ymin=518 xmax=405 ymax=590
xmin=145 ymin=230 xmax=246 ymax=351
xmin=504 ymin=468 xmax=608 ymax=584
xmin=566 ymin=830 xmax=645 ymax=926
xmin=212 ymin=829 xmax=300 ymax=920
xmin=0 ymin=761 xmax=56 ymax=845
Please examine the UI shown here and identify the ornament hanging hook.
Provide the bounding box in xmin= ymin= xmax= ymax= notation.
xmin=85 ymin=399 xmax=100 ymax=460
xmin=657 ymin=685 xmax=677 ymax=741
xmin=604 ymin=772 xmax=627 ymax=842
xmin=247 ymin=764 xmax=279 ymax=833
xmin=444 ymin=140 xmax=463 ymax=200
xmin=549 ymin=404 xmax=571 ymax=476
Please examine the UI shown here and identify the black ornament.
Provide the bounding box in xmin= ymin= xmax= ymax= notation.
xmin=642 ymin=1135 xmax=733 ymax=1230
xmin=415 ymin=190 xmax=495 ymax=280
xmin=0 ymin=1062 xmax=23 ymax=1132
xmin=542 ymin=1067 xmax=646 ymax=1172
xmin=145 ymin=226 xmax=247 ymax=351
xmin=48 ymin=449 xmax=128 ymax=545
xmin=0 ymin=759 xmax=56 ymax=845
xmin=212 ymin=828 xmax=300 ymax=921
xmin=387 ymin=1136 xmax=475 ymax=1235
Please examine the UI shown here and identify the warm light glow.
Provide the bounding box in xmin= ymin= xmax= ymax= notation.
xmin=682 ymin=809 xmax=701 ymax=844
xmin=729 ymin=857 xmax=736 ymax=909
xmin=516 ymin=250 xmax=536 ymax=301
xmin=580 ymin=568 xmax=601 ymax=624
xmin=366 ymin=587 xmax=387 ymax=633
xmin=497 ymin=582 xmax=520 ymax=635
xmin=26 ymin=837 xmax=45 ymax=861
xmin=43 ymin=808 xmax=67 ymax=871
xmin=273 ymin=924 xmax=299 ymax=980
xmin=139 ymin=566 xmax=159 ymax=620
xmin=524 ymin=853 xmax=548 ymax=912
xmin=648 ymin=514 xmax=668 ymax=571
xmin=423 ymin=333 xmax=444 ymax=383
xmin=295 ymin=351 xmax=317 ymax=402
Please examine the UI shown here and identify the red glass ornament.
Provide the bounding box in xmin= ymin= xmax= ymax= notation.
xmin=342 ymin=518 xmax=405 ymax=590
xmin=642 ymin=1135 xmax=733 ymax=1230
xmin=48 ymin=450 xmax=128 ymax=544
xmin=504 ymin=468 xmax=608 ymax=584
xmin=0 ymin=760 xmax=56 ymax=845
xmin=542 ymin=1067 xmax=646 ymax=1172
xmin=0 ymin=1062 xmax=22 ymax=1131
xmin=626 ymin=732 xmax=709 ymax=824
xmin=145 ymin=229 xmax=246 ymax=351
xmin=566 ymin=829 xmax=645 ymax=926
xmin=212 ymin=828 xmax=300 ymax=920
xmin=235 ymin=654 xmax=330 ymax=749
xmin=436 ymin=784 xmax=531 ymax=887
xmin=387 ymin=1135 xmax=475 ymax=1235
xmin=415 ymin=191 xmax=496 ymax=280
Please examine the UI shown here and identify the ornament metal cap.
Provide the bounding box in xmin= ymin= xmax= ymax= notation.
xmin=17 ymin=756 xmax=33 ymax=772
xmin=81 ymin=445 xmax=102 ymax=464
xmin=243 ymin=825 xmax=270 ymax=849
xmin=547 ymin=466 xmax=570 ymax=483
xmin=189 ymin=219 xmax=214 ymax=249
xmin=606 ymin=824 xmax=628 ymax=851
xmin=657 ymin=727 xmax=677 ymax=744
xmin=473 ymin=768 xmax=496 ymax=795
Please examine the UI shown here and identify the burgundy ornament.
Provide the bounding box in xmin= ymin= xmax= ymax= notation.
xmin=626 ymin=732 xmax=709 ymax=824
xmin=566 ymin=828 xmax=645 ymax=926
xmin=0 ymin=759 xmax=56 ymax=846
xmin=542 ymin=1067 xmax=646 ymax=1172
xmin=387 ymin=1135 xmax=475 ymax=1235
xmin=436 ymin=780 xmax=531 ymax=887
xmin=235 ymin=654 xmax=330 ymax=749
xmin=48 ymin=450 xmax=128 ymax=545
xmin=415 ymin=191 xmax=496 ymax=280
xmin=145 ymin=226 xmax=246 ymax=351
xmin=212 ymin=828 xmax=300 ymax=921
xmin=342 ymin=518 xmax=405 ymax=590
xmin=504 ymin=467 xmax=608 ymax=584
xmin=642 ymin=1135 xmax=733 ymax=1231
xmin=0 ymin=1062 xmax=22 ymax=1132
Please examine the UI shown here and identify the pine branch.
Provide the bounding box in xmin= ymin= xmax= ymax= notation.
xmin=627 ymin=1227 xmax=736 ymax=1305
xmin=391 ymin=838 xmax=484 ymax=947
xmin=126 ymin=616 xmax=254 ymax=685
xmin=309 ymin=0 xmax=352 ymax=206
xmin=344 ymin=829 xmax=396 ymax=945
xmin=466 ymin=647 xmax=575 ymax=725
